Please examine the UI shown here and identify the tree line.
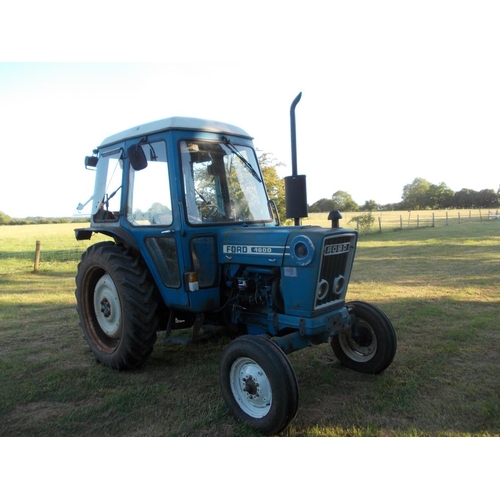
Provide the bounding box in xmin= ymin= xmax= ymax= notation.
xmin=0 ymin=212 xmax=88 ymax=225
xmin=308 ymin=177 xmax=500 ymax=213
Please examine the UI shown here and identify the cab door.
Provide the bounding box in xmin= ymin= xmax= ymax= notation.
xmin=125 ymin=138 xmax=190 ymax=309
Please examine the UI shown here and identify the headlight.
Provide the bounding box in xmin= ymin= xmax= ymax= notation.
xmin=333 ymin=274 xmax=346 ymax=295
xmin=289 ymin=235 xmax=315 ymax=266
xmin=317 ymin=279 xmax=329 ymax=300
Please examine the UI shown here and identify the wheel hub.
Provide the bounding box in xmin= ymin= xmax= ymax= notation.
xmin=100 ymin=298 xmax=111 ymax=318
xmin=229 ymin=358 xmax=272 ymax=418
xmin=342 ymin=321 xmax=377 ymax=360
xmin=353 ymin=327 xmax=373 ymax=347
xmin=243 ymin=376 xmax=259 ymax=398
xmin=93 ymin=274 xmax=121 ymax=339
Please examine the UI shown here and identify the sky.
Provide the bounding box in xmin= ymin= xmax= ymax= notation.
xmin=1 ymin=1 xmax=499 ymax=217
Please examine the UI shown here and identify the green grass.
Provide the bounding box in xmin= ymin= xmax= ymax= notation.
xmin=0 ymin=223 xmax=111 ymax=274
xmin=1 ymin=221 xmax=500 ymax=436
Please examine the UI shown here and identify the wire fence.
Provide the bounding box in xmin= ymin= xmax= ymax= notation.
xmin=0 ymin=247 xmax=89 ymax=263
xmin=305 ymin=208 xmax=500 ymax=234
xmin=364 ymin=209 xmax=500 ymax=234
xmin=0 ymin=244 xmax=91 ymax=275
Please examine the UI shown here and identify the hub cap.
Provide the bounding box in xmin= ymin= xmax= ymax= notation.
xmin=340 ymin=320 xmax=377 ymax=361
xmin=93 ymin=274 xmax=121 ymax=339
xmin=229 ymin=357 xmax=272 ymax=418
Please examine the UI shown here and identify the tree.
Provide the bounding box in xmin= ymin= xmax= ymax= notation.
xmin=258 ymin=152 xmax=286 ymax=222
xmin=452 ymin=188 xmax=477 ymax=209
xmin=0 ymin=211 xmax=11 ymax=225
xmin=402 ymin=178 xmax=432 ymax=209
xmin=309 ymin=198 xmax=336 ymax=213
xmin=427 ymin=182 xmax=454 ymax=209
xmin=361 ymin=200 xmax=378 ymax=211
xmin=331 ymin=190 xmax=359 ymax=211
xmin=477 ymin=189 xmax=499 ymax=208
xmin=402 ymin=178 xmax=457 ymax=210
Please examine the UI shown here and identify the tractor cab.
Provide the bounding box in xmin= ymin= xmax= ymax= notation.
xmin=78 ymin=119 xmax=275 ymax=228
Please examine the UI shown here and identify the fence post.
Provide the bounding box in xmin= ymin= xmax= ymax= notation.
xmin=458 ymin=212 xmax=461 ymax=224
xmin=432 ymin=213 xmax=435 ymax=227
xmin=446 ymin=212 xmax=449 ymax=226
xmin=400 ymin=215 xmax=403 ymax=229
xmin=417 ymin=214 xmax=420 ymax=228
xmin=34 ymin=240 xmax=41 ymax=272
xmin=378 ymin=217 xmax=382 ymax=233
xmin=480 ymin=209 xmax=482 ymax=222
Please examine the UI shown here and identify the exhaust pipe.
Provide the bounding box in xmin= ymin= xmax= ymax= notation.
xmin=290 ymin=92 xmax=302 ymax=177
xmin=285 ymin=92 xmax=308 ymax=226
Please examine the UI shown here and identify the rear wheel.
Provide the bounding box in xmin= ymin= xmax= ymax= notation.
xmin=331 ymin=301 xmax=397 ymax=374
xmin=75 ymin=242 xmax=159 ymax=370
xmin=220 ymin=335 xmax=299 ymax=435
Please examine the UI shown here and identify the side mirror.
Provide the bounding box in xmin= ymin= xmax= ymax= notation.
xmin=84 ymin=156 xmax=98 ymax=168
xmin=127 ymin=143 xmax=148 ymax=171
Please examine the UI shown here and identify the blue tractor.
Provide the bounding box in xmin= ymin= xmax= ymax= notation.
xmin=75 ymin=94 xmax=396 ymax=435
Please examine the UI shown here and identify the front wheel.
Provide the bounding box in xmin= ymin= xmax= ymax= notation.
xmin=219 ymin=335 xmax=299 ymax=435
xmin=331 ymin=301 xmax=397 ymax=374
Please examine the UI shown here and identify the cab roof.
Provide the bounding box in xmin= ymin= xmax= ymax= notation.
xmin=99 ymin=116 xmax=253 ymax=148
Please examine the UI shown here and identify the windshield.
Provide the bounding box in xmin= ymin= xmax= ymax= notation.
xmin=181 ymin=140 xmax=272 ymax=224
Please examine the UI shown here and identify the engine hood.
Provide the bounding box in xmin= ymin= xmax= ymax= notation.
xmin=218 ymin=225 xmax=356 ymax=267
xmin=219 ymin=226 xmax=291 ymax=266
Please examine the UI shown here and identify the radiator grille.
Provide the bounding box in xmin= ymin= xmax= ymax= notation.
xmin=315 ymin=234 xmax=356 ymax=310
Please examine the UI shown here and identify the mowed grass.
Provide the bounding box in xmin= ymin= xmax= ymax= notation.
xmin=1 ymin=221 xmax=499 ymax=436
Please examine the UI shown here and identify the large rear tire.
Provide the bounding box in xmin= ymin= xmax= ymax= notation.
xmin=331 ymin=301 xmax=397 ymax=374
xmin=220 ymin=335 xmax=299 ymax=435
xmin=75 ymin=242 xmax=159 ymax=370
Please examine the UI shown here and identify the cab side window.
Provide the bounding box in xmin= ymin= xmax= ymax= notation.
xmin=127 ymin=141 xmax=172 ymax=226
xmin=92 ymin=150 xmax=123 ymax=223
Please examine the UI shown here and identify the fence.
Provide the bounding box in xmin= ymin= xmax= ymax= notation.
xmin=0 ymin=243 xmax=91 ymax=274
xmin=304 ymin=208 xmax=500 ymax=234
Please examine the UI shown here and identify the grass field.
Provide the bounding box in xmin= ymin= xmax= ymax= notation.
xmin=1 ymin=220 xmax=499 ymax=436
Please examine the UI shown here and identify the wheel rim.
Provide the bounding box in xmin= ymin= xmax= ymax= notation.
xmin=229 ymin=357 xmax=272 ymax=418
xmin=93 ymin=273 xmax=121 ymax=339
xmin=340 ymin=319 xmax=377 ymax=362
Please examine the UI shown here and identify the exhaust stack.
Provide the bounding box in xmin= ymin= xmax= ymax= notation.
xmin=285 ymin=92 xmax=308 ymax=226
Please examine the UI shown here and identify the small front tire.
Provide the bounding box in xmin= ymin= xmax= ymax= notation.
xmin=220 ymin=335 xmax=299 ymax=435
xmin=331 ymin=301 xmax=397 ymax=374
